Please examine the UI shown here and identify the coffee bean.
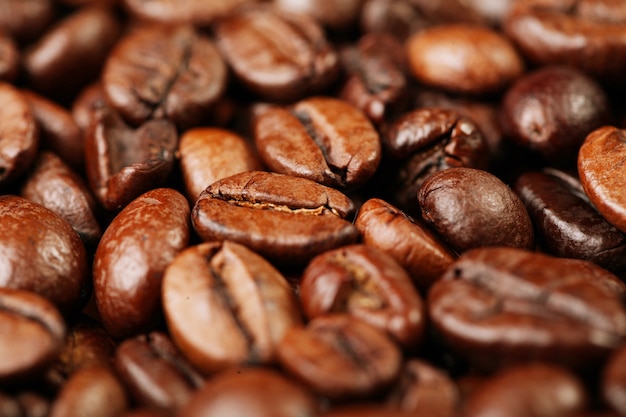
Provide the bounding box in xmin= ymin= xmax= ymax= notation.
xmin=0 ymin=0 xmax=53 ymax=43
xmin=71 ymin=82 xmax=108 ymax=136
xmin=0 ymin=391 xmax=50 ymax=417
xmin=192 ymin=171 xmax=359 ymax=265
xmin=321 ymin=406 xmax=415 ymax=417
xmin=93 ymin=188 xmax=190 ymax=338
xmin=0 ymin=31 xmax=18 ymax=82
xmin=603 ymin=344 xmax=626 ymax=416
xmin=254 ymin=97 xmax=381 ymax=189
xmin=122 ymin=0 xmax=258 ymax=26
xmin=274 ymin=0 xmax=362 ymax=30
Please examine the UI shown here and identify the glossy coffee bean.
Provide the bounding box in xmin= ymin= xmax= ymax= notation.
xmin=355 ymin=198 xmax=455 ymax=290
xmin=180 ymin=367 xmax=318 ymax=417
xmin=162 ymin=241 xmax=302 ymax=374
xmin=0 ymin=288 xmax=66 ymax=383
xmin=578 ymin=126 xmax=626 ymax=234
xmin=300 ymin=244 xmax=425 ymax=348
xmin=102 ymin=24 xmax=227 ymax=129
xmin=515 ymin=169 xmax=626 ymax=273
xmin=277 ymin=314 xmax=402 ymax=399
xmin=114 ymin=332 xmax=204 ymax=414
xmin=192 ymin=171 xmax=359 ymax=265
xmin=94 ymin=188 xmax=190 ymax=338
xmin=214 ymin=6 xmax=340 ymax=101
xmin=406 ymin=24 xmax=523 ymax=95
xmin=428 ymin=247 xmax=626 ymax=371
xmin=254 ymin=97 xmax=381 ymax=189
xmin=123 ymin=0 xmax=258 ymax=26
xmin=501 ymin=66 xmax=610 ymax=163
xmin=464 ymin=363 xmax=587 ymax=417
xmin=85 ymin=109 xmax=178 ymax=211
xmin=274 ymin=0 xmax=363 ymax=31
xmin=71 ymin=82 xmax=108 ymax=135
xmin=0 ymin=196 xmax=89 ymax=315
xmin=0 ymin=31 xmax=18 ymax=82
xmin=418 ymin=167 xmax=534 ymax=253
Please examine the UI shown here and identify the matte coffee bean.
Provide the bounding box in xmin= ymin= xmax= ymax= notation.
xmin=603 ymin=344 xmax=626 ymax=416
xmin=102 ymin=24 xmax=227 ymax=129
xmin=123 ymin=0 xmax=258 ymax=26
xmin=0 ymin=288 xmax=66 ymax=383
xmin=254 ymin=97 xmax=381 ymax=189
xmin=406 ymin=24 xmax=523 ymax=95
xmin=0 ymin=196 xmax=89 ymax=315
xmin=180 ymin=367 xmax=318 ymax=417
xmin=85 ymin=109 xmax=178 ymax=211
xmin=355 ymin=198 xmax=455 ymax=290
xmin=162 ymin=241 xmax=302 ymax=374
xmin=0 ymin=32 xmax=18 ymax=82
xmin=277 ymin=314 xmax=402 ymax=399
xmin=192 ymin=171 xmax=359 ymax=265
xmin=300 ymin=244 xmax=425 ymax=348
xmin=418 ymin=167 xmax=534 ymax=253
xmin=214 ymin=7 xmax=340 ymax=101
xmin=94 ymin=188 xmax=190 ymax=338
xmin=578 ymin=126 xmax=626 ymax=234
xmin=464 ymin=363 xmax=587 ymax=417
xmin=428 ymin=247 xmax=626 ymax=371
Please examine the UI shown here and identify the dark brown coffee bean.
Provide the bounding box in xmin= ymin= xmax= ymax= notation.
xmin=0 ymin=196 xmax=89 ymax=315
xmin=501 ymin=66 xmax=610 ymax=163
xmin=300 ymin=244 xmax=425 ymax=348
xmin=85 ymin=109 xmax=178 ymax=211
xmin=178 ymin=127 xmax=262 ymax=201
xmin=254 ymin=97 xmax=381 ymax=189
xmin=214 ymin=7 xmax=340 ymax=101
xmin=515 ymin=169 xmax=626 ymax=273
xmin=192 ymin=171 xmax=359 ymax=265
xmin=464 ymin=363 xmax=587 ymax=417
xmin=48 ymin=366 xmax=128 ymax=417
xmin=94 ymin=188 xmax=190 ymax=338
xmin=122 ymin=0 xmax=258 ymax=26
xmin=428 ymin=247 xmax=626 ymax=371
xmin=406 ymin=24 xmax=524 ymax=95
xmin=274 ymin=0 xmax=362 ymax=30
xmin=0 ymin=0 xmax=54 ymax=43
xmin=114 ymin=332 xmax=204 ymax=414
xmin=0 ymin=31 xmax=18 ymax=82
xmin=603 ymin=343 xmax=626 ymax=416
xmin=0 ymin=83 xmax=39 ymax=185
xmin=277 ymin=314 xmax=402 ymax=399
xmin=162 ymin=241 xmax=302 ymax=374
xmin=0 ymin=288 xmax=66 ymax=383
xmin=102 ymin=24 xmax=227 ymax=129
xmin=578 ymin=126 xmax=626 ymax=234
xmin=386 ymin=359 xmax=459 ymax=417
xmin=20 ymin=151 xmax=102 ymax=246
xmin=0 ymin=391 xmax=50 ymax=417
xmin=24 ymin=7 xmax=121 ymax=99
xmin=418 ymin=167 xmax=534 ymax=253
xmin=180 ymin=367 xmax=318 ymax=417
xmin=71 ymin=82 xmax=108 ymax=136
xmin=355 ymin=198 xmax=455 ymax=290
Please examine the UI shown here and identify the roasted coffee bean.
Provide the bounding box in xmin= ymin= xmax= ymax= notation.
xmin=71 ymin=82 xmax=108 ymax=136
xmin=274 ymin=0 xmax=363 ymax=30
xmin=384 ymin=108 xmax=489 ymax=209
xmin=21 ymin=151 xmax=101 ymax=246
xmin=180 ymin=367 xmax=318 ymax=417
xmin=85 ymin=109 xmax=178 ymax=211
xmin=578 ymin=126 xmax=626 ymax=234
xmin=0 ymin=196 xmax=89 ymax=315
xmin=464 ymin=363 xmax=587 ymax=417
xmin=428 ymin=247 xmax=626 ymax=371
xmin=603 ymin=343 xmax=626 ymax=416
xmin=102 ymin=24 xmax=227 ymax=129
xmin=300 ymin=244 xmax=425 ymax=348
xmin=321 ymin=406 xmax=415 ymax=417
xmin=418 ymin=167 xmax=534 ymax=253
xmin=0 ymin=391 xmax=49 ymax=417
xmin=214 ymin=6 xmax=340 ymax=102
xmin=0 ymin=0 xmax=54 ymax=43
xmin=277 ymin=314 xmax=402 ymax=399
xmin=123 ymin=0 xmax=258 ymax=26
xmin=162 ymin=241 xmax=302 ymax=374
xmin=192 ymin=171 xmax=359 ymax=265
xmin=386 ymin=359 xmax=459 ymax=417
xmin=0 ymin=82 xmax=39 ymax=185
xmin=355 ymin=198 xmax=455 ymax=290
xmin=0 ymin=31 xmax=18 ymax=82
xmin=406 ymin=24 xmax=523 ymax=95
xmin=254 ymin=97 xmax=381 ymax=189
xmin=178 ymin=127 xmax=262 ymax=201
xmin=515 ymin=169 xmax=626 ymax=273
xmin=0 ymin=288 xmax=66 ymax=383
xmin=94 ymin=188 xmax=190 ymax=338
xmin=501 ymin=66 xmax=610 ymax=164
xmin=24 ymin=7 xmax=121 ymax=99
xmin=115 ymin=332 xmax=204 ymax=414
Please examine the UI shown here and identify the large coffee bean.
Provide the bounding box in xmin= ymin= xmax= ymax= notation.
xmin=94 ymin=188 xmax=190 ymax=338
xmin=192 ymin=171 xmax=359 ymax=265
xmin=162 ymin=241 xmax=302 ymax=374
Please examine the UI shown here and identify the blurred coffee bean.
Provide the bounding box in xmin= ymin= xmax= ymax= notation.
xmin=0 ymin=31 xmax=18 ymax=82
xmin=123 ymin=0 xmax=258 ymax=26
xmin=0 ymin=0 xmax=54 ymax=43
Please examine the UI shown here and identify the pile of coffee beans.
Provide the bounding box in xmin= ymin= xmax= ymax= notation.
xmin=3 ymin=0 xmax=626 ymax=416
